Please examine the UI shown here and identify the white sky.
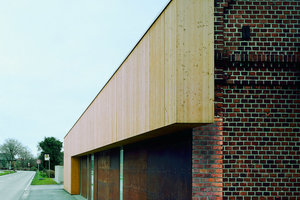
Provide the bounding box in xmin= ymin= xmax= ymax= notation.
xmin=0 ymin=0 xmax=170 ymax=157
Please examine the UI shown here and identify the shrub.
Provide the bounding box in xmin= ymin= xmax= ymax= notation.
xmin=31 ymin=166 xmax=37 ymax=171
xmin=43 ymin=169 xmax=55 ymax=178
xmin=39 ymin=171 xmax=48 ymax=178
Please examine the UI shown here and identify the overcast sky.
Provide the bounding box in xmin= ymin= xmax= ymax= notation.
xmin=0 ymin=0 xmax=170 ymax=157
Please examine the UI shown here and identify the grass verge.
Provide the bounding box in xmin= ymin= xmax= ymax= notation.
xmin=31 ymin=171 xmax=57 ymax=185
xmin=0 ymin=170 xmax=16 ymax=176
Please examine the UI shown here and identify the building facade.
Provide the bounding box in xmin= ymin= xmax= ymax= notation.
xmin=64 ymin=0 xmax=214 ymax=199
xmin=64 ymin=0 xmax=299 ymax=199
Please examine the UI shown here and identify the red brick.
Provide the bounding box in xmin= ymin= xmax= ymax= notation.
xmin=198 ymin=1 xmax=299 ymax=199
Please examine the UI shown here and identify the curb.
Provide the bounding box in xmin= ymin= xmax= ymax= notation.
xmin=19 ymin=172 xmax=36 ymax=200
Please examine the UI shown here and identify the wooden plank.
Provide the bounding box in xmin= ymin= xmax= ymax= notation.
xmin=134 ymin=38 xmax=150 ymax=135
xmin=176 ymin=0 xmax=214 ymax=123
xmin=115 ymin=66 xmax=124 ymax=142
xmin=149 ymin=12 xmax=165 ymax=130
xmin=71 ymin=157 xmax=80 ymax=195
xmin=164 ymin=0 xmax=177 ymax=126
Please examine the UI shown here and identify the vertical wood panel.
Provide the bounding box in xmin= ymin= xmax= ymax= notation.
xmin=164 ymin=0 xmax=177 ymax=126
xmin=70 ymin=156 xmax=80 ymax=195
xmin=176 ymin=0 xmax=214 ymax=123
xmin=97 ymin=78 xmax=117 ymax=147
xmin=64 ymin=139 xmax=71 ymax=192
xmin=129 ymin=47 xmax=137 ymax=137
xmin=207 ymin=0 xmax=215 ymax=124
xmin=110 ymin=77 xmax=117 ymax=143
xmin=116 ymin=36 xmax=151 ymax=141
xmin=149 ymin=13 xmax=165 ymax=130
xmin=116 ymin=68 xmax=124 ymax=142
xmin=135 ymin=38 xmax=150 ymax=135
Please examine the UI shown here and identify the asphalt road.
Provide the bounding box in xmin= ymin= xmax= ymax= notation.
xmin=0 ymin=171 xmax=35 ymax=200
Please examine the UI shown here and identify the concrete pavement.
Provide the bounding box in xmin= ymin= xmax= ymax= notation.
xmin=20 ymin=185 xmax=75 ymax=200
xmin=20 ymin=184 xmax=85 ymax=200
xmin=0 ymin=171 xmax=35 ymax=200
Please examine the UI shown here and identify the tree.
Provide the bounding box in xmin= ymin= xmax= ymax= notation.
xmin=0 ymin=153 xmax=7 ymax=169
xmin=0 ymin=139 xmax=23 ymax=169
xmin=17 ymin=146 xmax=34 ymax=169
xmin=38 ymin=137 xmax=63 ymax=170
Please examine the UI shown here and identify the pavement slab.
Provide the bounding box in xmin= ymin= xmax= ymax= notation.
xmin=21 ymin=185 xmax=77 ymax=200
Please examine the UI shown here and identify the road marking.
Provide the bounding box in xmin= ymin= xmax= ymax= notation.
xmin=25 ymin=172 xmax=36 ymax=191
xmin=21 ymin=190 xmax=30 ymax=200
xmin=20 ymin=172 xmax=36 ymax=200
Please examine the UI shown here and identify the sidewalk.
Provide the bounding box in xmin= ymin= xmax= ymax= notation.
xmin=20 ymin=185 xmax=85 ymax=200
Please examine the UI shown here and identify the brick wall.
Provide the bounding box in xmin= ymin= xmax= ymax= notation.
xmin=192 ymin=118 xmax=223 ymax=200
xmin=216 ymin=61 xmax=300 ymax=199
xmin=214 ymin=0 xmax=300 ymax=199
xmin=215 ymin=0 xmax=300 ymax=62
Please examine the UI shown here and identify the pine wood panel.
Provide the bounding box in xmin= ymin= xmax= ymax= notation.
xmin=176 ymin=0 xmax=214 ymax=123
xmin=71 ymin=156 xmax=80 ymax=195
xmin=149 ymin=13 xmax=165 ymax=130
xmin=164 ymin=1 xmax=177 ymax=126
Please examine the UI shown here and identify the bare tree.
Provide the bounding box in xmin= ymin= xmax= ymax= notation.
xmin=17 ymin=146 xmax=34 ymax=169
xmin=0 ymin=139 xmax=23 ymax=169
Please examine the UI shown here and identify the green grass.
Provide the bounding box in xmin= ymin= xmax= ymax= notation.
xmin=31 ymin=171 xmax=57 ymax=185
xmin=0 ymin=170 xmax=16 ymax=176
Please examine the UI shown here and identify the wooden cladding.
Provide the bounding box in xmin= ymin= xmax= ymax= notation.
xmin=65 ymin=0 xmax=213 ymax=155
xmin=64 ymin=0 xmax=214 ymax=194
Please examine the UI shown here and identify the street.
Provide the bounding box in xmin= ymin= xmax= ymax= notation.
xmin=0 ymin=171 xmax=35 ymax=200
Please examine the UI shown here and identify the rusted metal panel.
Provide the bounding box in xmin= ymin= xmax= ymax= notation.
xmin=94 ymin=154 xmax=98 ymax=200
xmin=123 ymin=130 xmax=192 ymax=200
xmin=95 ymin=148 xmax=120 ymax=200
xmin=146 ymin=131 xmax=192 ymax=200
xmin=80 ymin=156 xmax=88 ymax=198
xmin=123 ymin=149 xmax=147 ymax=200
xmin=87 ymin=156 xmax=91 ymax=200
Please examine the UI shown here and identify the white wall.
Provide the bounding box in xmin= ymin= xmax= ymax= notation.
xmin=55 ymin=165 xmax=64 ymax=184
